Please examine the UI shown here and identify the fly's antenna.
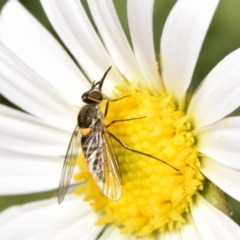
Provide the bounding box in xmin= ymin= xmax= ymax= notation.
xmin=98 ymin=66 xmax=112 ymax=91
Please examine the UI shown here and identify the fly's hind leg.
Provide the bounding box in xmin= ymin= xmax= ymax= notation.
xmin=107 ymin=131 xmax=179 ymax=172
xmin=104 ymin=96 xmax=179 ymax=172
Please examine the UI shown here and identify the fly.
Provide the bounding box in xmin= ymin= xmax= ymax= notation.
xmin=58 ymin=66 xmax=178 ymax=204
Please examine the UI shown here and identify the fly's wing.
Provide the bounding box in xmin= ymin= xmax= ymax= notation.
xmin=102 ymin=131 xmax=122 ymax=200
xmin=81 ymin=120 xmax=122 ymax=200
xmin=58 ymin=126 xmax=81 ymax=204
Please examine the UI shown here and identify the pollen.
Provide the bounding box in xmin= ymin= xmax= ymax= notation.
xmin=74 ymin=85 xmax=204 ymax=237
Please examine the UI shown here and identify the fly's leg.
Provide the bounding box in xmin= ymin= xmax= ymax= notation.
xmin=104 ymin=95 xmax=145 ymax=128
xmin=107 ymin=131 xmax=179 ymax=172
xmin=104 ymin=95 xmax=131 ymax=117
xmin=106 ymin=117 xmax=145 ymax=128
xmin=95 ymin=224 xmax=110 ymax=240
xmin=104 ymin=96 xmax=179 ymax=171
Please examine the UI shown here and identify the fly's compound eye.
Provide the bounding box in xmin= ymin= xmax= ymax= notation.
xmin=82 ymin=90 xmax=103 ymax=104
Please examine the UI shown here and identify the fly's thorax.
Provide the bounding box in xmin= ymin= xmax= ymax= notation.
xmin=78 ymin=104 xmax=100 ymax=129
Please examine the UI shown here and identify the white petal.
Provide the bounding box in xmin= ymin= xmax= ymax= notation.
xmin=201 ymin=157 xmax=240 ymax=202
xmin=195 ymin=117 xmax=240 ymax=170
xmin=0 ymin=105 xmax=71 ymax=156
xmin=40 ymin=0 xmax=125 ymax=97
xmin=87 ymin=0 xmax=144 ymax=85
xmin=160 ymin=231 xmax=182 ymax=240
xmin=0 ymin=148 xmax=62 ymax=194
xmin=161 ymin=0 xmax=219 ymax=107
xmin=127 ymin=0 xmax=164 ymax=93
xmin=0 ymin=195 xmax=103 ymax=240
xmin=180 ymin=214 xmax=201 ymax=240
xmin=0 ymin=0 xmax=89 ymax=106
xmin=191 ymin=194 xmax=240 ymax=240
xmin=0 ymin=44 xmax=78 ymax=131
xmin=188 ymin=48 xmax=240 ymax=129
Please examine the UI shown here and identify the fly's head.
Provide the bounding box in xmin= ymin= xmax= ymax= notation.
xmin=81 ymin=85 xmax=103 ymax=104
xmin=82 ymin=66 xmax=112 ymax=104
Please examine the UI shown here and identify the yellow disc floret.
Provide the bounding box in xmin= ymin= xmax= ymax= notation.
xmin=74 ymin=85 xmax=204 ymax=237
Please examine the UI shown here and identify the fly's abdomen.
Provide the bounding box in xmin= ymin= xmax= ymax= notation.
xmin=81 ymin=121 xmax=105 ymax=185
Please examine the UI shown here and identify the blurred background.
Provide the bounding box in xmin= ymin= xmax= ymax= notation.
xmin=0 ymin=0 xmax=240 ymax=225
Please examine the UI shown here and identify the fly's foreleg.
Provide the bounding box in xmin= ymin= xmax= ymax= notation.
xmin=104 ymin=95 xmax=131 ymax=117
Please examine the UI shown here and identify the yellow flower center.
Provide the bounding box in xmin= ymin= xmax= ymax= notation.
xmin=74 ymin=85 xmax=204 ymax=237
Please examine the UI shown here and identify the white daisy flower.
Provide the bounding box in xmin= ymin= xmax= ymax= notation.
xmin=0 ymin=0 xmax=240 ymax=239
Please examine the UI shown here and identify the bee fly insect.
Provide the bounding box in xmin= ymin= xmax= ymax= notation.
xmin=58 ymin=66 xmax=178 ymax=204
